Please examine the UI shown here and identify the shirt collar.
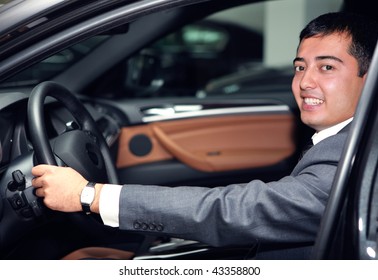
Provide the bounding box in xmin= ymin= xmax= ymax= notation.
xmin=312 ymin=117 xmax=353 ymax=145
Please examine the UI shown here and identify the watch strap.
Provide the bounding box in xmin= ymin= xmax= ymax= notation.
xmin=81 ymin=181 xmax=96 ymax=214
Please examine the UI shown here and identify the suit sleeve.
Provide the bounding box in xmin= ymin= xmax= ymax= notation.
xmin=118 ymin=131 xmax=347 ymax=247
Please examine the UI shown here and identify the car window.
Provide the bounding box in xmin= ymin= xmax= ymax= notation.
xmin=0 ymin=35 xmax=109 ymax=88
xmin=109 ymin=0 xmax=343 ymax=99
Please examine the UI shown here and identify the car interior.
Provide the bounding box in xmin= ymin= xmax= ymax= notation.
xmin=0 ymin=0 xmax=376 ymax=259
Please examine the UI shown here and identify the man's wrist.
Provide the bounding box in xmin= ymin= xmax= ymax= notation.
xmin=90 ymin=183 xmax=103 ymax=214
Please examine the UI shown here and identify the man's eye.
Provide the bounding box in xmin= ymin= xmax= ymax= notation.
xmin=321 ymin=65 xmax=333 ymax=71
xmin=294 ymin=65 xmax=304 ymax=72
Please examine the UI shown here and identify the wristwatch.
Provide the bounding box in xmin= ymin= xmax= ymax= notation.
xmin=80 ymin=181 xmax=96 ymax=214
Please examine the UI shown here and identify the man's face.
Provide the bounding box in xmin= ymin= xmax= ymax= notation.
xmin=292 ymin=33 xmax=366 ymax=131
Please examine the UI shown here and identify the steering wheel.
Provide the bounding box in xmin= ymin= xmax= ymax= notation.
xmin=27 ymin=81 xmax=122 ymax=236
xmin=26 ymin=82 xmax=147 ymax=247
xmin=27 ymin=81 xmax=118 ymax=185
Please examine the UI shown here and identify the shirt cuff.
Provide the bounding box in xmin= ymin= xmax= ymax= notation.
xmin=99 ymin=183 xmax=123 ymax=227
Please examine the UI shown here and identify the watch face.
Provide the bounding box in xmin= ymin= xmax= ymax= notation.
xmin=81 ymin=186 xmax=95 ymax=205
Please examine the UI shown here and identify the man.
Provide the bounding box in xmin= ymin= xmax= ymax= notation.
xmin=31 ymin=12 xmax=378 ymax=257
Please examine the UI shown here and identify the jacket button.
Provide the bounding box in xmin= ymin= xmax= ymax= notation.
xmin=133 ymin=221 xmax=141 ymax=230
xmin=156 ymin=224 xmax=164 ymax=231
xmin=149 ymin=223 xmax=156 ymax=230
xmin=141 ymin=223 xmax=149 ymax=230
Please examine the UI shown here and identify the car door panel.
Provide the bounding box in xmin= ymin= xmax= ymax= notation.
xmin=117 ymin=114 xmax=295 ymax=172
xmin=115 ymin=100 xmax=301 ymax=186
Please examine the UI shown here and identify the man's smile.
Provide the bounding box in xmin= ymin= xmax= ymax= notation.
xmin=303 ymin=97 xmax=324 ymax=106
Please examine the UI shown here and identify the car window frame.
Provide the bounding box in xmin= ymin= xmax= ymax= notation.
xmin=313 ymin=40 xmax=378 ymax=259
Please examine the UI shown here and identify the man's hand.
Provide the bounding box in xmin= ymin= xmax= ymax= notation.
xmin=32 ymin=165 xmax=89 ymax=212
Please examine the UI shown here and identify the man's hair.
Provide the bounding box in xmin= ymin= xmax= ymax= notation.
xmin=300 ymin=12 xmax=378 ymax=77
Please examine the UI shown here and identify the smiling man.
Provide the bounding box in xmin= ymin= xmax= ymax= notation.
xmin=31 ymin=12 xmax=378 ymax=259
xmin=293 ymin=32 xmax=366 ymax=133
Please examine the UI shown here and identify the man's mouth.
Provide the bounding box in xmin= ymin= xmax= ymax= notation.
xmin=303 ymin=97 xmax=324 ymax=105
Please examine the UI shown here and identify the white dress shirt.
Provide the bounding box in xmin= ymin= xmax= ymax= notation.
xmin=311 ymin=118 xmax=353 ymax=145
xmin=99 ymin=117 xmax=353 ymax=227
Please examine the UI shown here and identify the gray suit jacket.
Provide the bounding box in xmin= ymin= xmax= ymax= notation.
xmin=118 ymin=126 xmax=349 ymax=247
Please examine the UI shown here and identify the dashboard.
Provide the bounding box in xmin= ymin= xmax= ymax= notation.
xmin=0 ymin=91 xmax=126 ymax=171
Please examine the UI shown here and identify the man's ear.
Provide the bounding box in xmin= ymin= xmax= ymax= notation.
xmin=361 ymin=71 xmax=368 ymax=82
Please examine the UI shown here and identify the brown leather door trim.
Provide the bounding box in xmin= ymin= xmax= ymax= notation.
xmin=151 ymin=114 xmax=296 ymax=172
xmin=117 ymin=114 xmax=296 ymax=172
xmin=116 ymin=125 xmax=173 ymax=168
xmin=151 ymin=123 xmax=214 ymax=171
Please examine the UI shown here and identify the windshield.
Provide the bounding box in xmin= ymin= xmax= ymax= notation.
xmin=0 ymin=0 xmax=19 ymax=6
xmin=0 ymin=36 xmax=109 ymax=88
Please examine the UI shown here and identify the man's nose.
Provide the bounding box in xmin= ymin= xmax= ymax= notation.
xmin=300 ymin=69 xmax=316 ymax=90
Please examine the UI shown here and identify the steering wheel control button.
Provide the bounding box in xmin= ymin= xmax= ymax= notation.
xmin=80 ymin=181 xmax=96 ymax=214
xmin=7 ymin=170 xmax=26 ymax=192
xmin=9 ymin=193 xmax=26 ymax=210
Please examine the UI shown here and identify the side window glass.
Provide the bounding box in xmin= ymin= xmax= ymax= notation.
xmin=124 ymin=19 xmax=262 ymax=98
xmin=124 ymin=0 xmax=343 ymax=99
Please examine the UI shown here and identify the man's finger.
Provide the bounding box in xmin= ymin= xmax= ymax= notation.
xmin=31 ymin=164 xmax=53 ymax=176
xmin=34 ymin=187 xmax=45 ymax=197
